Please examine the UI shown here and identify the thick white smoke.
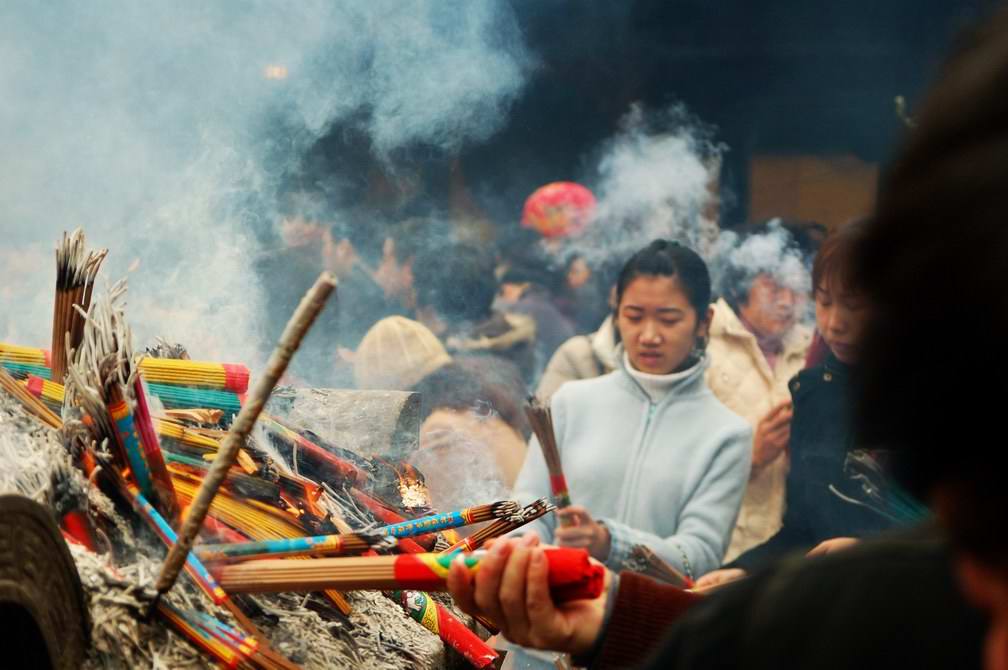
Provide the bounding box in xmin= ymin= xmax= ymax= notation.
xmin=558 ymin=103 xmax=722 ymax=268
xmin=0 ymin=1 xmax=530 ymax=366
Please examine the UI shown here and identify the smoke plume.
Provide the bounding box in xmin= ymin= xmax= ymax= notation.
xmin=0 ymin=1 xmax=530 ymax=367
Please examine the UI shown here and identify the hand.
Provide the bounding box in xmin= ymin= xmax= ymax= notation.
xmin=806 ymin=537 xmax=858 ymax=558
xmin=692 ymin=568 xmax=746 ymax=592
xmin=555 ymin=506 xmax=611 ymax=561
xmin=752 ymin=401 xmax=793 ymax=468
xmin=447 ymin=535 xmax=609 ymax=656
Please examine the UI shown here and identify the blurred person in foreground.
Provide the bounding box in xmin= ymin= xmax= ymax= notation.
xmin=413 ymin=242 xmax=537 ymax=384
xmin=446 ymin=9 xmax=1008 ymax=668
xmin=512 ymin=240 xmax=752 ymax=580
xmin=706 ymin=223 xmax=813 ymax=561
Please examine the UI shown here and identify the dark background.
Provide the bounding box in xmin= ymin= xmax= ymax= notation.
xmin=298 ymin=0 xmax=991 ymax=231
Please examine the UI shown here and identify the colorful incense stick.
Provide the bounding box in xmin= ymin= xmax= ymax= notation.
xmin=377 ymin=500 xmax=519 ymax=539
xmin=139 ymin=357 xmax=250 ymax=393
xmin=214 ymin=548 xmax=605 ymax=603
xmin=441 ymin=498 xmax=556 ymax=554
xmin=393 ymin=590 xmax=499 ymax=669
xmin=195 ymin=531 xmax=395 ymax=563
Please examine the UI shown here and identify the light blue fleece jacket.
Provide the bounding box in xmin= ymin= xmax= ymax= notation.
xmin=512 ymin=353 xmax=753 ymax=579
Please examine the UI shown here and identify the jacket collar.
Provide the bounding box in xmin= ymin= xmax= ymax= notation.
xmin=591 ymin=315 xmax=620 ymax=371
xmin=710 ymin=298 xmax=811 ymax=377
xmin=613 ymin=344 xmax=710 ymax=404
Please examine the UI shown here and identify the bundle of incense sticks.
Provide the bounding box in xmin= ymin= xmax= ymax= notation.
xmin=350 ymin=489 xmax=429 ymax=553
xmin=392 ymin=590 xmax=499 ymax=669
xmin=0 ymin=342 xmax=50 ymax=367
xmin=525 ymin=396 xmax=572 ymax=513
xmin=214 ymin=548 xmax=606 ymax=603
xmin=139 ymin=358 xmax=251 ymax=393
xmin=441 ymin=498 xmax=555 ymax=554
xmin=157 ymin=601 xmax=259 ymax=670
xmin=157 ymin=417 xmax=258 ymax=474
xmin=628 ymin=544 xmax=693 ymax=589
xmin=171 ymin=471 xmax=351 ymax=615
xmin=0 ymin=367 xmax=62 ymax=429
xmin=63 ymin=280 xmax=177 ymax=518
xmin=51 ymin=229 xmax=107 ymax=382
xmin=146 ymin=382 xmax=244 ymax=414
xmin=166 ymin=453 xmax=281 ymax=504
xmin=377 ymin=500 xmax=520 ymax=539
xmin=23 ymin=374 xmax=65 ymax=410
xmin=0 ymin=360 xmax=51 ymax=379
xmin=195 ymin=530 xmax=395 ymax=563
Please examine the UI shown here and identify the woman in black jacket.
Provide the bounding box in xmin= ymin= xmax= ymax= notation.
xmin=699 ymin=220 xmax=901 ymax=583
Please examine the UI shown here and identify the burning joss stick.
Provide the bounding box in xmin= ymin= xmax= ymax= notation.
xmin=213 ymin=547 xmax=606 ymax=603
xmin=525 ymin=396 xmax=573 ymax=517
xmin=441 ymin=497 xmax=556 ymax=554
xmin=195 ymin=531 xmax=395 ymax=563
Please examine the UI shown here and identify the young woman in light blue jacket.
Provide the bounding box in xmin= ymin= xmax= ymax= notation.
xmin=513 ymin=240 xmax=752 ymax=580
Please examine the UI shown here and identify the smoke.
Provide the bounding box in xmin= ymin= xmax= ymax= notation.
xmin=556 ymin=103 xmax=723 ymax=269
xmin=0 ymin=1 xmax=530 ymax=368
xmin=708 ymin=218 xmax=812 ymax=319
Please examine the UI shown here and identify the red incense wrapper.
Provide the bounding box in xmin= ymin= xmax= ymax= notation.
xmin=397 ymin=590 xmax=498 ymax=669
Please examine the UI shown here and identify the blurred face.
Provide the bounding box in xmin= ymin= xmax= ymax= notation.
xmin=616 ymin=275 xmax=710 ymax=375
xmin=814 ymin=279 xmax=868 ymax=364
xmin=738 ymin=274 xmax=800 ymax=340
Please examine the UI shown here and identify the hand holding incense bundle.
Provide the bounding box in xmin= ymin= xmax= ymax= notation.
xmin=155 ymin=272 xmax=337 ymax=598
xmin=214 ymin=547 xmax=606 ymax=604
xmin=525 ymin=396 xmax=573 ymax=519
xmin=441 ymin=498 xmax=555 ymax=554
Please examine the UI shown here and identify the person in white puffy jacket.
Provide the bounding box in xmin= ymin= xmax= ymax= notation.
xmin=513 ymin=240 xmax=752 ymax=580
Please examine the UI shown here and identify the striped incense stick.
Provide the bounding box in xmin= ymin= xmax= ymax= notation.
xmin=139 ymin=358 xmax=250 ymax=393
xmin=377 ymin=500 xmax=520 ymax=539
xmin=195 ymin=530 xmax=395 ymax=563
xmin=0 ymin=342 xmax=50 ymax=367
xmin=525 ymin=396 xmax=573 ymax=515
xmin=51 ymin=229 xmax=107 ymax=382
xmin=214 ymin=548 xmax=605 ymax=604
xmin=441 ymin=498 xmax=556 ymax=554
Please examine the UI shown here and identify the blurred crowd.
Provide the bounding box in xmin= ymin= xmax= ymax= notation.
xmin=250 ymin=6 xmax=1008 ymax=668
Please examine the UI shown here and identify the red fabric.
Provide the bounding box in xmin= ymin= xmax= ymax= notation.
xmin=593 ymin=572 xmax=702 ymax=669
xmin=221 ymin=364 xmax=250 ymax=393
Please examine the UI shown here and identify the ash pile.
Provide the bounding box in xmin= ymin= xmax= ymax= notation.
xmin=0 ymin=229 xmax=534 ymax=670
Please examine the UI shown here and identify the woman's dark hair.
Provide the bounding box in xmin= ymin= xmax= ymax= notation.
xmin=811 ymin=219 xmax=871 ymax=295
xmin=614 ymin=240 xmax=711 ymax=317
xmin=409 ymin=355 xmax=531 ymax=439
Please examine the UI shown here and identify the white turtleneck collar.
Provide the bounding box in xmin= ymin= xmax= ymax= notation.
xmin=622 ymin=351 xmax=704 ymax=403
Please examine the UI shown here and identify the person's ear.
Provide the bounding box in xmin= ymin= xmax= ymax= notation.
xmin=697 ymin=305 xmax=715 ymax=339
